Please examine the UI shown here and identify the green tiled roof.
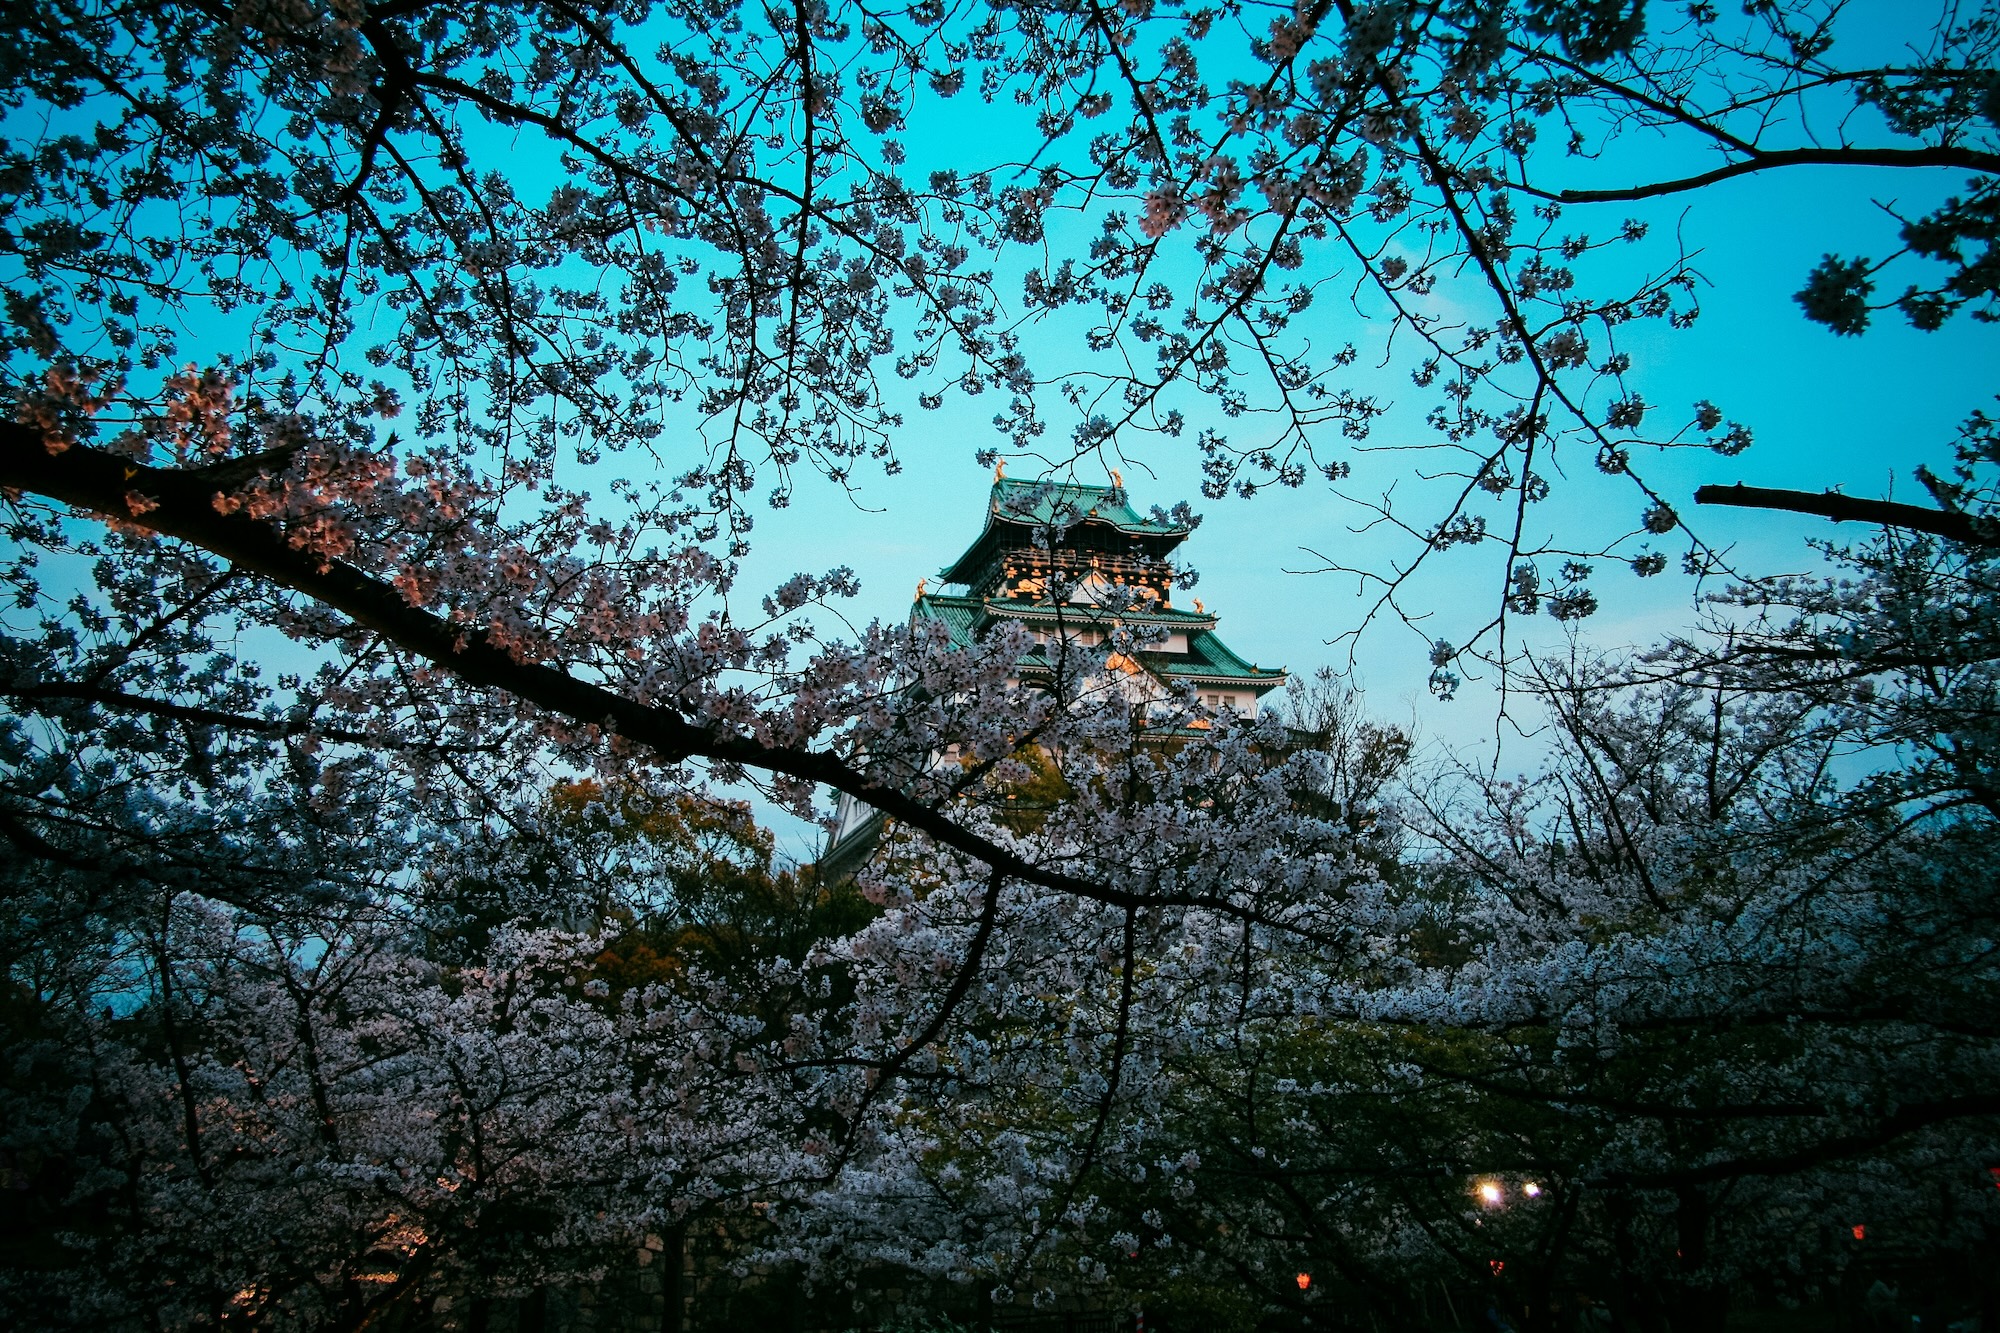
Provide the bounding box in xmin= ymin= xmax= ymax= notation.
xmin=979 ymin=601 xmax=1217 ymax=630
xmin=939 ymin=477 xmax=1190 ymax=585
xmin=1142 ymin=630 xmax=1283 ymax=684
xmin=912 ymin=592 xmax=984 ymax=642
xmin=987 ymin=478 xmax=1185 ymax=536
xmin=911 ymin=593 xmax=1284 ymax=690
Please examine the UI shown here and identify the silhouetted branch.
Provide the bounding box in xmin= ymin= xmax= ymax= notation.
xmin=1695 ymin=482 xmax=2000 ymax=547
xmin=0 ymin=423 xmax=1317 ymax=934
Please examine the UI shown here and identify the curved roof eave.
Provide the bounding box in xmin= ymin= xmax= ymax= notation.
xmin=939 ymin=479 xmax=1191 ymax=584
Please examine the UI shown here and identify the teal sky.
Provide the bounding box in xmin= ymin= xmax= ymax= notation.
xmin=10 ymin=2 xmax=1995 ymax=857
xmin=728 ymin=16 xmax=1999 ymax=818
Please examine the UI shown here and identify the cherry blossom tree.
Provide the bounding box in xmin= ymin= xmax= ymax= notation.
xmin=769 ymin=520 xmax=1998 ymax=1330
xmin=743 ymin=427 xmax=2000 ymax=1327
xmin=4 ymin=0 xmax=1994 ymax=665
xmin=0 ymin=695 xmax=822 ymax=1326
xmin=3 ymin=1 xmax=1998 ymax=1328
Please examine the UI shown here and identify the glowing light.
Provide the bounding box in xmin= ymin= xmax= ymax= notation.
xmin=1295 ymin=1272 xmax=1311 ymax=1291
xmin=1478 ymin=1181 xmax=1504 ymax=1205
xmin=1852 ymin=1225 xmax=1866 ymax=1240
xmin=1522 ymin=1181 xmax=1541 ymax=1198
xmin=1489 ymin=1260 xmax=1505 ymax=1276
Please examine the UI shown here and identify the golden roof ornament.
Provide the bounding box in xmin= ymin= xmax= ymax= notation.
xmin=915 ymin=578 xmax=927 ymax=600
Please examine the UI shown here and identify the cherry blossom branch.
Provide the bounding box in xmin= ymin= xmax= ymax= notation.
xmin=1601 ymin=1094 xmax=2000 ymax=1188
xmin=1013 ymin=904 xmax=1138 ymax=1280
xmin=2 ymin=681 xmax=503 ymax=754
xmin=1554 ymin=145 xmax=1999 ymax=206
xmin=0 ymin=802 xmax=97 ymax=873
xmin=0 ymin=424 xmax=1307 ymax=931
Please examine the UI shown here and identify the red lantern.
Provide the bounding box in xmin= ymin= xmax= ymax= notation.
xmin=1851 ymin=1225 xmax=1866 ymax=1240
xmin=1295 ymin=1272 xmax=1311 ymax=1292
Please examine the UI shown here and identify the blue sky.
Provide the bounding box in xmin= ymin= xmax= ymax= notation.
xmin=12 ymin=1 xmax=1994 ymax=857
xmin=728 ymin=17 xmax=1999 ymax=814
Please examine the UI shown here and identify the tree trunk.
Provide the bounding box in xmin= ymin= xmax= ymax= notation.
xmin=1664 ymin=1187 xmax=1729 ymax=1333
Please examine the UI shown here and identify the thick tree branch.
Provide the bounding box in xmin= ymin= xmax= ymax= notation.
xmin=0 ymin=802 xmax=97 ymax=871
xmin=1 ymin=681 xmax=502 ymax=754
xmin=1695 ymin=482 xmax=2000 ymax=547
xmin=1606 ymin=1095 xmax=2000 ymax=1188
xmin=0 ymin=424 xmax=1301 ymax=931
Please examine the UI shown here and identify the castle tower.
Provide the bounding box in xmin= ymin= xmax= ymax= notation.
xmin=914 ymin=474 xmax=1286 ymax=715
xmin=821 ymin=475 xmax=1287 ymax=876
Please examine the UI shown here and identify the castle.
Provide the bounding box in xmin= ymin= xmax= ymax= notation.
xmin=823 ymin=471 xmax=1286 ymax=872
xmin=913 ymin=471 xmax=1286 ymax=714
